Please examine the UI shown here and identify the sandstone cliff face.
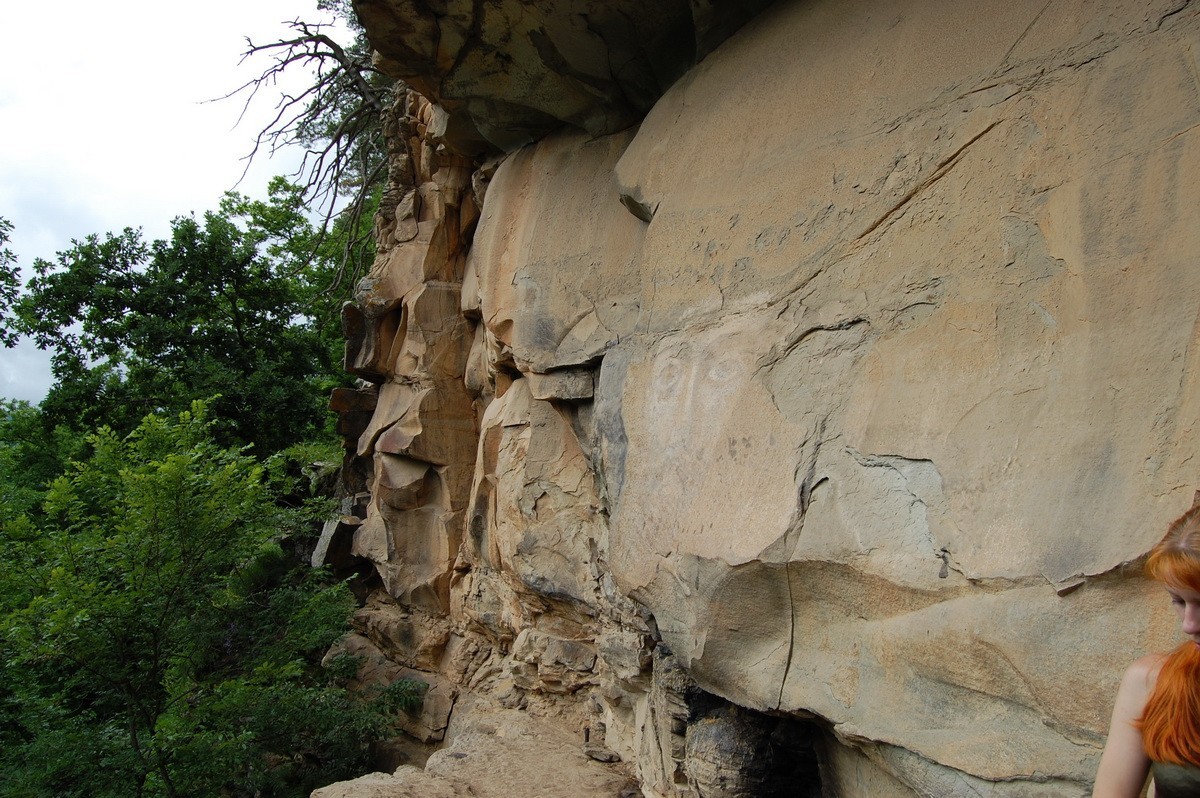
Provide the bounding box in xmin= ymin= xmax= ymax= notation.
xmin=323 ymin=0 xmax=1200 ymax=795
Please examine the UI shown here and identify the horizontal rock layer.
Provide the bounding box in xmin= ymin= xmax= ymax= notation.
xmin=322 ymin=0 xmax=1200 ymax=795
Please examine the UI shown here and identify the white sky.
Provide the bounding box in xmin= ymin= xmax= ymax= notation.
xmin=0 ymin=0 xmax=346 ymax=403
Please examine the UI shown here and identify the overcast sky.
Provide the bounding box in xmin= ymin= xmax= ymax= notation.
xmin=0 ymin=0 xmax=345 ymax=403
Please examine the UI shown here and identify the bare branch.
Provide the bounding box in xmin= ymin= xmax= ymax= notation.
xmin=216 ymin=18 xmax=392 ymax=287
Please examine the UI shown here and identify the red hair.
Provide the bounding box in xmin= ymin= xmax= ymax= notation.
xmin=1138 ymin=503 xmax=1200 ymax=765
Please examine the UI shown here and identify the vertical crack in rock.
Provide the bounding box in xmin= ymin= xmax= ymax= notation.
xmin=774 ymin=419 xmax=826 ymax=710
xmin=778 ymin=560 xmax=796 ymax=712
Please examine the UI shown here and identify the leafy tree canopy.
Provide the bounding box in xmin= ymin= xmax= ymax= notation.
xmin=0 ymin=399 xmax=80 ymax=518
xmin=2 ymin=180 xmax=351 ymax=455
xmin=0 ymin=218 xmax=19 ymax=348
xmin=0 ymin=404 xmax=415 ymax=798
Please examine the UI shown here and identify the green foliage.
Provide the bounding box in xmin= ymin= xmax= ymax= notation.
xmin=0 ymin=8 xmax=414 ymax=789
xmin=0 ymin=13 xmax=408 ymax=790
xmin=220 ymin=177 xmax=373 ymax=354
xmin=0 ymin=218 xmax=20 ymax=347
xmin=2 ymin=182 xmax=352 ymax=455
xmin=0 ymin=405 xmax=405 ymax=797
xmin=0 ymin=400 xmax=80 ymax=518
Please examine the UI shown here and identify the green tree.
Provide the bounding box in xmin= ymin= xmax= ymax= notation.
xmin=0 ymin=400 xmax=79 ymax=518
xmin=0 ymin=218 xmax=19 ymax=347
xmin=4 ymin=183 xmax=347 ymax=455
xmin=0 ymin=404 xmax=412 ymax=797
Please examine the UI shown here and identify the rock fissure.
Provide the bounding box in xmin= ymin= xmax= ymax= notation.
xmin=1157 ymin=0 xmax=1194 ymax=28
xmin=851 ymin=119 xmax=1004 ymax=249
xmin=997 ymin=0 xmax=1054 ymax=73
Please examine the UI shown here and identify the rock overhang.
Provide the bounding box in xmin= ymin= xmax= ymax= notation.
xmin=352 ymin=0 xmax=776 ymax=153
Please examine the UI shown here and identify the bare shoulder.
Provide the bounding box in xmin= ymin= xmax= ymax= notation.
xmin=1112 ymin=653 xmax=1168 ymax=717
xmin=1124 ymin=653 xmax=1167 ymax=690
xmin=1092 ymin=654 xmax=1170 ymax=797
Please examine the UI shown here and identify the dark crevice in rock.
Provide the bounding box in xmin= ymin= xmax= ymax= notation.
xmin=651 ymin=645 xmax=824 ymax=797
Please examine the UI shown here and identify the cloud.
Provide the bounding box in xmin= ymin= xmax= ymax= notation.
xmin=0 ymin=340 xmax=54 ymax=404
xmin=0 ymin=0 xmax=339 ymax=402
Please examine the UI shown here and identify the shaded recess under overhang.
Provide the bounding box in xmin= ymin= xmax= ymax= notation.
xmin=353 ymin=0 xmax=776 ymax=153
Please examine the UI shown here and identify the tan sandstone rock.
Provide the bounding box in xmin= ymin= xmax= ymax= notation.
xmin=310 ymin=767 xmax=472 ymax=798
xmin=593 ymin=0 xmax=1197 ymax=790
xmin=327 ymin=0 xmax=1200 ymax=795
xmin=313 ymin=701 xmax=635 ymax=798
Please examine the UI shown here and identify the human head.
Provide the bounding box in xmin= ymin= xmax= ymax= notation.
xmin=1146 ymin=502 xmax=1200 ymax=593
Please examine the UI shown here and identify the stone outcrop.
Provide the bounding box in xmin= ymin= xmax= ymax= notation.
xmin=311 ymin=703 xmax=638 ymax=797
xmin=319 ymin=0 xmax=1200 ymax=795
xmin=352 ymin=0 xmax=774 ymax=153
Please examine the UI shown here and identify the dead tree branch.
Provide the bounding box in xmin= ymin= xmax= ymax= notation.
xmin=214 ymin=18 xmax=391 ymax=291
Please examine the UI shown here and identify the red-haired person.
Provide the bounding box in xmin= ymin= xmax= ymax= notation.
xmin=1094 ymin=504 xmax=1200 ymax=797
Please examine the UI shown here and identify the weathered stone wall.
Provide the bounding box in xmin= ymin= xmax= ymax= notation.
xmin=323 ymin=0 xmax=1200 ymax=795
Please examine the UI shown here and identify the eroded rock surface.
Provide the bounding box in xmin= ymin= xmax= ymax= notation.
xmin=352 ymin=0 xmax=774 ymax=153
xmin=314 ymin=700 xmax=637 ymax=798
xmin=318 ymin=0 xmax=1200 ymax=795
